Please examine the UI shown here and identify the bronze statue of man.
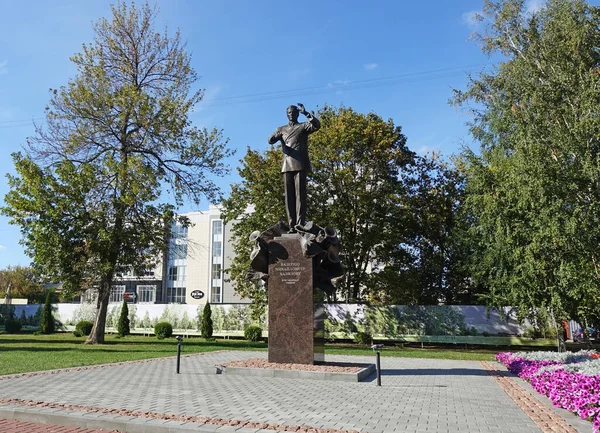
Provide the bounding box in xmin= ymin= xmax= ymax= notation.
xmin=268 ymin=103 xmax=320 ymax=233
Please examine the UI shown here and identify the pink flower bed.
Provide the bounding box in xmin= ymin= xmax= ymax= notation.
xmin=497 ymin=352 xmax=600 ymax=432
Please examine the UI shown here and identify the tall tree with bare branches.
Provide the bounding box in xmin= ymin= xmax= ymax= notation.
xmin=2 ymin=2 xmax=232 ymax=343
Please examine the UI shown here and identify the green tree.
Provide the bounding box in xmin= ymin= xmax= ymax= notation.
xmin=2 ymin=2 xmax=231 ymax=344
xmin=452 ymin=0 xmax=600 ymax=325
xmin=117 ymin=299 xmax=130 ymax=337
xmin=180 ymin=310 xmax=191 ymax=330
xmin=0 ymin=266 xmax=44 ymax=303
xmin=375 ymin=153 xmax=475 ymax=305
xmin=40 ymin=291 xmax=55 ymax=334
xmin=200 ymin=302 xmax=213 ymax=338
xmin=222 ymin=105 xmax=414 ymax=304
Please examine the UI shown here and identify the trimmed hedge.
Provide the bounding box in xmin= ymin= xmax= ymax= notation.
xmin=154 ymin=322 xmax=173 ymax=339
xmin=117 ymin=299 xmax=130 ymax=337
xmin=5 ymin=319 xmax=22 ymax=334
xmin=200 ymin=302 xmax=213 ymax=339
xmin=244 ymin=325 xmax=263 ymax=342
xmin=74 ymin=320 xmax=94 ymax=337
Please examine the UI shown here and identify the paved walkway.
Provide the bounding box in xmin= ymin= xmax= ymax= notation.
xmin=0 ymin=418 xmax=118 ymax=432
xmin=0 ymin=351 xmax=591 ymax=433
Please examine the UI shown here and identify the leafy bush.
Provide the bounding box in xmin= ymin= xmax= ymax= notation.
xmin=244 ymin=325 xmax=262 ymax=342
xmin=200 ymin=302 xmax=213 ymax=338
xmin=354 ymin=331 xmax=372 ymax=345
xmin=5 ymin=319 xmax=22 ymax=333
xmin=40 ymin=291 xmax=55 ymax=334
xmin=117 ymin=299 xmax=130 ymax=337
xmin=74 ymin=320 xmax=94 ymax=337
xmin=154 ymin=322 xmax=173 ymax=339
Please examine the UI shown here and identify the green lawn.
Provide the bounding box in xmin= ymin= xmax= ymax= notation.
xmin=0 ymin=333 xmax=498 ymax=375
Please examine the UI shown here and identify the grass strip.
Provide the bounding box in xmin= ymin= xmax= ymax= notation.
xmin=0 ymin=333 xmax=497 ymax=375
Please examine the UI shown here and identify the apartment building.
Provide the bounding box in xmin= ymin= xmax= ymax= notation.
xmin=103 ymin=205 xmax=248 ymax=306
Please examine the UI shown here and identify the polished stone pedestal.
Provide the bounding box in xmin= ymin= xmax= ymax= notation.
xmin=268 ymin=234 xmax=324 ymax=364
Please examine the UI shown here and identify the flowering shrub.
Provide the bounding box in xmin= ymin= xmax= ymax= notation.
xmin=496 ymin=350 xmax=600 ymax=432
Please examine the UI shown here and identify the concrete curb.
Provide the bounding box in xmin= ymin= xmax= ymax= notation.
xmin=218 ymin=363 xmax=375 ymax=382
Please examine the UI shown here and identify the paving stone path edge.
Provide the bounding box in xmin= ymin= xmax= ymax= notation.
xmin=0 ymin=351 xmax=362 ymax=433
xmin=0 ymin=398 xmax=360 ymax=433
xmin=480 ymin=361 xmax=582 ymax=433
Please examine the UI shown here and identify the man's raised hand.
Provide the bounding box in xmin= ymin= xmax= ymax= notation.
xmin=297 ymin=103 xmax=307 ymax=115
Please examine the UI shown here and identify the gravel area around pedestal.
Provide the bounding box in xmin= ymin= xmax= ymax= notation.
xmin=218 ymin=358 xmax=367 ymax=372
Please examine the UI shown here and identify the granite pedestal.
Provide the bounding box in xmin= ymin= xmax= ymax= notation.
xmin=268 ymin=233 xmax=324 ymax=364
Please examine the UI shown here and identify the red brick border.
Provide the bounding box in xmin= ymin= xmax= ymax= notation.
xmin=480 ymin=361 xmax=579 ymax=433
xmin=0 ymin=398 xmax=361 ymax=433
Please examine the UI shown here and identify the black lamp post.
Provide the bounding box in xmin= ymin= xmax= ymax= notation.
xmin=176 ymin=335 xmax=183 ymax=374
xmin=371 ymin=343 xmax=384 ymax=386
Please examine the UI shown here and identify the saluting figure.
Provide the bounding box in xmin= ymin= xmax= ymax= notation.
xmin=268 ymin=103 xmax=320 ymax=232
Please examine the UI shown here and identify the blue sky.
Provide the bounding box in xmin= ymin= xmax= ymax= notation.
xmin=0 ymin=0 xmax=556 ymax=268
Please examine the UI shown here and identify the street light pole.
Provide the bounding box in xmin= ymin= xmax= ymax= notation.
xmin=371 ymin=344 xmax=384 ymax=386
xmin=176 ymin=336 xmax=183 ymax=374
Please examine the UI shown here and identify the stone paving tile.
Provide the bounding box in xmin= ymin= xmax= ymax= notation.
xmin=0 ymin=351 xmax=579 ymax=433
xmin=0 ymin=417 xmax=119 ymax=432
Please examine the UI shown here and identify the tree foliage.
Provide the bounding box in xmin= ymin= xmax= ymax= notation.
xmin=200 ymin=301 xmax=213 ymax=339
xmin=308 ymin=106 xmax=414 ymax=301
xmin=452 ymin=0 xmax=600 ymax=325
xmin=1 ymin=2 xmax=232 ymax=343
xmin=117 ymin=299 xmax=130 ymax=337
xmin=40 ymin=291 xmax=55 ymax=334
xmin=0 ymin=266 xmax=44 ymax=303
xmin=372 ymin=154 xmax=475 ymax=305
xmin=222 ymin=105 xmax=415 ymax=304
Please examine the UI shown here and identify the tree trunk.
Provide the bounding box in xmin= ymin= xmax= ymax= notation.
xmin=85 ymin=278 xmax=111 ymax=344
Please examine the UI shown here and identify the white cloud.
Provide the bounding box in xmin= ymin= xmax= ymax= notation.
xmin=0 ymin=245 xmax=6 ymax=251
xmin=462 ymin=10 xmax=483 ymax=28
xmin=0 ymin=60 xmax=7 ymax=75
xmin=364 ymin=63 xmax=378 ymax=71
xmin=526 ymin=0 xmax=545 ymax=15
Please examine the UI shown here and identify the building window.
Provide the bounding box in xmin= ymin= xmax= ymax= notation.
xmin=109 ymin=285 xmax=125 ymax=303
xmin=211 ymin=286 xmax=222 ymax=303
xmin=172 ymin=224 xmax=188 ymax=238
xmin=212 ymin=263 xmax=222 ymax=282
xmin=212 ymin=220 xmax=222 ymax=236
xmin=166 ymin=287 xmax=186 ymax=304
xmin=137 ymin=285 xmax=155 ymax=304
xmin=168 ymin=266 xmax=177 ymax=281
xmin=143 ymin=269 xmax=155 ymax=278
xmin=169 ymin=243 xmax=187 ymax=260
xmin=212 ymin=241 xmax=222 ymax=257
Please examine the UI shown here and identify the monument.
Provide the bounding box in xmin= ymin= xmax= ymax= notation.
xmin=246 ymin=103 xmax=343 ymax=365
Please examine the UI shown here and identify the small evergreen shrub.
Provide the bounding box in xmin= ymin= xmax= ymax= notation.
xmin=244 ymin=325 xmax=263 ymax=342
xmin=154 ymin=322 xmax=173 ymax=339
xmin=5 ymin=319 xmax=22 ymax=333
xmin=354 ymin=331 xmax=372 ymax=345
xmin=40 ymin=291 xmax=55 ymax=334
xmin=117 ymin=299 xmax=130 ymax=337
xmin=200 ymin=302 xmax=213 ymax=339
xmin=74 ymin=320 xmax=94 ymax=337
